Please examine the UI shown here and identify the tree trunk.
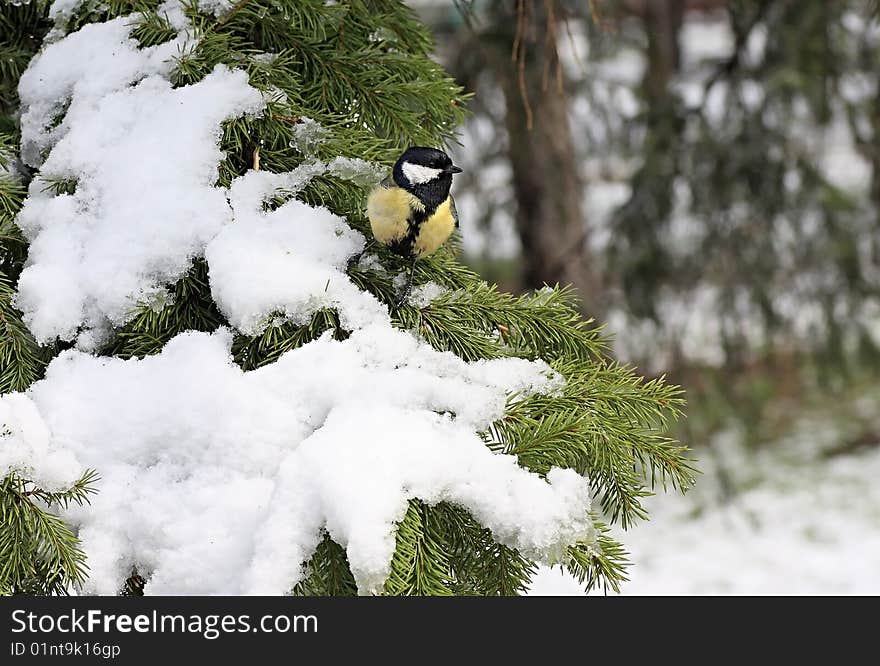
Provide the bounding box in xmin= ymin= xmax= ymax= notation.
xmin=491 ymin=1 xmax=601 ymax=316
xmin=643 ymin=0 xmax=685 ymax=106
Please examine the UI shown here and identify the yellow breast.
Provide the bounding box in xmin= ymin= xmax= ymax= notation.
xmin=367 ymin=184 xmax=423 ymax=244
xmin=413 ymin=197 xmax=456 ymax=258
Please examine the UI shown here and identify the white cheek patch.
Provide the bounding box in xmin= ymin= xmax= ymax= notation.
xmin=402 ymin=162 xmax=443 ymax=184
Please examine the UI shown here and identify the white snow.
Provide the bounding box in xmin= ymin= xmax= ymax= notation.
xmin=0 ymin=393 xmax=82 ymax=492
xmin=207 ymin=195 xmax=389 ymax=333
xmin=223 ymin=157 xmax=383 ymax=216
xmin=207 ymin=157 xmax=388 ymax=333
xmin=193 ymin=0 xmax=238 ymax=17
xmin=15 ymin=14 xmax=265 ymax=345
xmin=10 ymin=325 xmax=589 ymax=595
xmin=288 ymin=116 xmax=331 ymax=155
xmin=47 ymin=0 xmax=85 ymax=21
xmin=409 ymin=281 xmax=447 ymax=308
xmin=529 ymin=414 xmax=880 ymax=595
xmin=15 ymin=10 xmax=392 ymax=343
xmin=0 ymin=150 xmax=23 ymax=184
xmin=18 ymin=15 xmax=186 ymax=168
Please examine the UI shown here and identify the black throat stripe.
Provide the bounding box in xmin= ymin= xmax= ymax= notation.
xmin=388 ymin=203 xmax=434 ymax=259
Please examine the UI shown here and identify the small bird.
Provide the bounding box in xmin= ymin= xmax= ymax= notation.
xmin=367 ymin=146 xmax=462 ymax=306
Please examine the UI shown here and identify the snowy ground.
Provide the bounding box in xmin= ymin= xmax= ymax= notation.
xmin=530 ymin=418 xmax=880 ymax=595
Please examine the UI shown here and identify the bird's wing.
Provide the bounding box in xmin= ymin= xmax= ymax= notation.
xmin=449 ymin=194 xmax=459 ymax=228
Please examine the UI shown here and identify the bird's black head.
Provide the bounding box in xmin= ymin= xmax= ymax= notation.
xmin=392 ymin=146 xmax=462 ymax=211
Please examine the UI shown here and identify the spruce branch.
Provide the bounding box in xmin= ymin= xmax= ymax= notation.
xmin=565 ymin=516 xmax=630 ymax=594
xmin=0 ymin=469 xmax=98 ymax=595
xmin=384 ymin=500 xmax=453 ymax=596
xmin=0 ymin=272 xmax=51 ymax=393
xmin=292 ymin=534 xmax=358 ymax=596
xmin=435 ymin=503 xmax=536 ymax=595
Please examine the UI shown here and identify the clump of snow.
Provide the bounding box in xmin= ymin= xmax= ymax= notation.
xmin=207 ymin=156 xmax=388 ymax=334
xmin=15 ymin=14 xmax=265 ymax=344
xmin=289 ymin=117 xmax=330 ymax=155
xmin=47 ymin=0 xmax=84 ymax=21
xmin=356 ymin=252 xmax=386 ymax=273
xmin=285 ymin=119 xmax=386 ymax=184
xmin=0 ymin=150 xmax=23 ymax=184
xmin=47 ymin=0 xmax=191 ymax=26
xmin=196 ymin=0 xmax=238 ymax=16
xmin=207 ymin=197 xmax=389 ymax=333
xmin=224 ymin=156 xmax=382 ymax=214
xmin=23 ymin=325 xmax=587 ymax=594
xmin=409 ymin=281 xmax=447 ymax=308
xmin=325 ymin=156 xmax=386 ymax=187
xmin=0 ymin=393 xmax=82 ymax=491
xmin=18 ymin=15 xmax=186 ymax=167
xmin=15 ymin=9 xmax=390 ymax=344
xmin=251 ymin=52 xmax=280 ymax=67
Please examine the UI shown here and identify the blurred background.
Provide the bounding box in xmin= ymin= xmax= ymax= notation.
xmin=409 ymin=0 xmax=880 ymax=594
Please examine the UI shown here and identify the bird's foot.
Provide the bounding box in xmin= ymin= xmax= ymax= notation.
xmin=393 ymin=285 xmax=413 ymax=310
xmin=392 ymin=259 xmax=417 ymax=311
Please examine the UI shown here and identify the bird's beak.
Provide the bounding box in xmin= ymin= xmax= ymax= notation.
xmin=446 ymin=165 xmax=463 ymax=174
